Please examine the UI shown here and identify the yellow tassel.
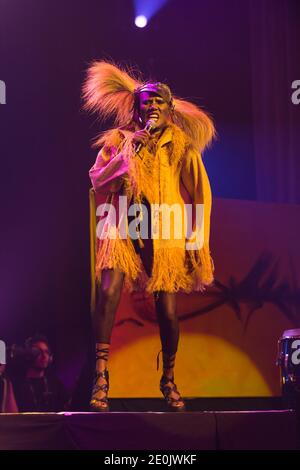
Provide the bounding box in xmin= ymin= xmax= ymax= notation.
xmin=95 ymin=234 xmax=142 ymax=283
xmin=138 ymin=236 xmax=144 ymax=249
xmin=187 ymin=245 xmax=215 ymax=286
xmin=146 ymin=247 xmax=193 ymax=293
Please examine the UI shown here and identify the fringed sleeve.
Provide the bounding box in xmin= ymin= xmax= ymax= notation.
xmin=89 ymin=131 xmax=127 ymax=194
xmin=181 ymin=147 xmax=215 ymax=286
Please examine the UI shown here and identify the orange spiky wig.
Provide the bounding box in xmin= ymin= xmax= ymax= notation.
xmin=82 ymin=60 xmax=216 ymax=151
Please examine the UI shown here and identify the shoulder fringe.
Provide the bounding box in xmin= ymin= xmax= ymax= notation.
xmin=172 ymin=98 xmax=216 ymax=152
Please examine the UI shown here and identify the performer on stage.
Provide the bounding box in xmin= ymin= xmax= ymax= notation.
xmin=82 ymin=61 xmax=215 ymax=412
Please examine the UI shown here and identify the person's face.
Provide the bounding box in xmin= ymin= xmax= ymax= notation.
xmin=138 ymin=91 xmax=171 ymax=130
xmin=31 ymin=341 xmax=51 ymax=370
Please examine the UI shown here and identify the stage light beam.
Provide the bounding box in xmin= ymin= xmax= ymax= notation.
xmin=133 ymin=0 xmax=169 ymax=28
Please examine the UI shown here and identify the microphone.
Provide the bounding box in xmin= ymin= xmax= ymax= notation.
xmin=134 ymin=119 xmax=158 ymax=154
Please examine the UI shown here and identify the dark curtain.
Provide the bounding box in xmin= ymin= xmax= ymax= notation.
xmin=249 ymin=0 xmax=300 ymax=203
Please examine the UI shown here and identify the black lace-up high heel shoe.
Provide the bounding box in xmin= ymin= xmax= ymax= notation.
xmin=90 ymin=346 xmax=110 ymax=412
xmin=157 ymin=350 xmax=186 ymax=412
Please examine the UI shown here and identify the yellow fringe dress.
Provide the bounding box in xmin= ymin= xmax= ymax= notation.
xmin=89 ymin=123 xmax=214 ymax=310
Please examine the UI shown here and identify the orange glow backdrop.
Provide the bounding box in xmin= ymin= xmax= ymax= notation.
xmin=95 ymin=197 xmax=300 ymax=397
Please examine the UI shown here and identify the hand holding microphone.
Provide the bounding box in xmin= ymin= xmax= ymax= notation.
xmin=133 ymin=118 xmax=158 ymax=154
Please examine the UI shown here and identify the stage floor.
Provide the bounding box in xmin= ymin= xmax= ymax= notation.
xmin=0 ymin=404 xmax=299 ymax=450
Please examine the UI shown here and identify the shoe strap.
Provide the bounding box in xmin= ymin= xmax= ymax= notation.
xmin=160 ymin=374 xmax=175 ymax=386
xmin=93 ymin=381 xmax=109 ymax=394
xmin=156 ymin=349 xmax=162 ymax=371
xmin=156 ymin=349 xmax=176 ymax=371
xmin=160 ymin=379 xmax=183 ymax=403
xmin=95 ymin=369 xmax=109 ymax=380
xmin=95 ymin=346 xmax=109 ymax=362
xmin=93 ymin=369 xmax=109 ymax=393
xmin=92 ymin=396 xmax=108 ymax=405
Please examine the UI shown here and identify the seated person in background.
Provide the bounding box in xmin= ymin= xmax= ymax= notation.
xmin=12 ymin=334 xmax=69 ymax=412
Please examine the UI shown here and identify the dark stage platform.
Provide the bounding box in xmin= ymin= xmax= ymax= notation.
xmin=0 ymin=399 xmax=299 ymax=450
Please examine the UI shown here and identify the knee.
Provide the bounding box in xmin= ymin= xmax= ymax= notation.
xmin=99 ymin=284 xmax=122 ymax=304
xmin=164 ymin=311 xmax=178 ymax=323
xmin=157 ymin=306 xmax=177 ymax=323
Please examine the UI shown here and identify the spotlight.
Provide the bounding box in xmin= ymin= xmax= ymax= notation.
xmin=135 ymin=15 xmax=148 ymax=28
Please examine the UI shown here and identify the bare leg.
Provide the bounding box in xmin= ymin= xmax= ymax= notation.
xmin=90 ymin=268 xmax=125 ymax=411
xmin=154 ymin=291 xmax=185 ymax=410
xmin=93 ymin=268 xmax=125 ymax=343
xmin=137 ymin=203 xmax=185 ymax=409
